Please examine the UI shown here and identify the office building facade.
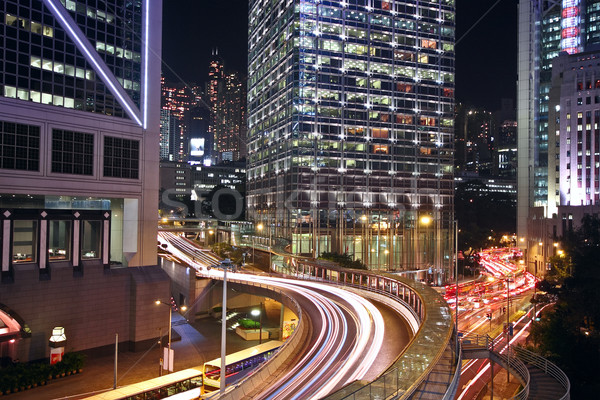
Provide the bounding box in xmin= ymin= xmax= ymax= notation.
xmin=0 ymin=0 xmax=166 ymax=361
xmin=247 ymin=0 xmax=455 ymax=275
xmin=517 ymin=0 xmax=600 ymax=238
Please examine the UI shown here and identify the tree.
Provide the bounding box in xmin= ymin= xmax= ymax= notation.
xmin=318 ymin=252 xmax=367 ymax=270
xmin=211 ymin=242 xmax=244 ymax=265
xmin=529 ymin=215 xmax=600 ymax=398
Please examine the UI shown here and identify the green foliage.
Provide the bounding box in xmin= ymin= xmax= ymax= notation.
xmin=238 ymin=318 xmax=261 ymax=329
xmin=0 ymin=352 xmax=85 ymax=393
xmin=530 ymin=215 xmax=600 ymax=398
xmin=318 ymin=252 xmax=367 ymax=270
xmin=546 ymin=254 xmax=572 ymax=282
xmin=211 ymin=242 xmax=244 ymax=265
xmin=212 ymin=306 xmax=223 ymax=313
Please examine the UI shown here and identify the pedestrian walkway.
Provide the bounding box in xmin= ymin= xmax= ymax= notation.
xmin=6 ymin=313 xmax=257 ymax=400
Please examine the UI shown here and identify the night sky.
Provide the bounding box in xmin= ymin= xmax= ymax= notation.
xmin=162 ymin=0 xmax=517 ymax=111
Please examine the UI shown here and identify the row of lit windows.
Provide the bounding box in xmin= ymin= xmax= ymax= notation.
xmin=95 ymin=41 xmax=141 ymax=62
xmin=4 ymin=85 xmax=78 ymax=108
xmin=4 ymin=14 xmax=53 ymax=37
xmin=60 ymin=0 xmax=116 ymax=24
xmin=299 ymin=19 xmax=454 ymax=38
xmin=12 ymin=219 xmax=104 ymax=264
xmin=248 ymin=158 xmax=449 ymax=177
xmin=296 ymin=4 xmax=453 ymax=25
xmin=249 ymin=0 xmax=454 ymax=27
xmin=249 ymin=69 xmax=454 ymax=103
xmin=30 ymin=56 xmax=95 ymax=81
xmin=296 ymin=36 xmax=449 ymax=54
xmin=247 ymin=130 xmax=452 ymax=156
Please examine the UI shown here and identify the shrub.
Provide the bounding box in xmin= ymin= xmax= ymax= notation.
xmin=0 ymin=352 xmax=85 ymax=393
xmin=239 ymin=318 xmax=261 ymax=329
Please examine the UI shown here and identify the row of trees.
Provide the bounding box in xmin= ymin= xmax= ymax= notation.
xmin=530 ymin=215 xmax=600 ymax=398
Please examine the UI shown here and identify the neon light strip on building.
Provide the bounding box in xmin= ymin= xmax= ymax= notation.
xmin=42 ymin=0 xmax=143 ymax=126
xmin=142 ymin=0 xmax=150 ymax=129
xmin=561 ymin=0 xmax=581 ymax=54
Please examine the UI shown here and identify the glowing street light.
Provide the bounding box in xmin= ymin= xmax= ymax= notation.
xmin=419 ymin=215 xmax=432 ymax=225
xmin=251 ymin=306 xmax=263 ymax=344
xmin=155 ymin=300 xmax=187 ymax=374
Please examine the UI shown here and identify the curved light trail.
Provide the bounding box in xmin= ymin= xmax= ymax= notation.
xmin=159 ymin=232 xmax=387 ymax=399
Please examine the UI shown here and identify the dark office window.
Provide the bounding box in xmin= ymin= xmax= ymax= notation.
xmin=103 ymin=136 xmax=139 ymax=179
xmin=0 ymin=120 xmax=40 ymax=171
xmin=51 ymin=129 xmax=94 ymax=175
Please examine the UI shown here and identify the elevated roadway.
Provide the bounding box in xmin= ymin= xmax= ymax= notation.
xmin=159 ymin=232 xmax=412 ymax=398
xmin=159 ymin=232 xmax=459 ymax=399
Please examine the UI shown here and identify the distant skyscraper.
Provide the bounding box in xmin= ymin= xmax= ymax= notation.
xmin=208 ymin=53 xmax=224 ymax=162
xmin=497 ymin=120 xmax=517 ymax=180
xmin=161 ymin=80 xmax=199 ymax=162
xmin=517 ymin=0 xmax=600 ymax=237
xmin=247 ymin=0 xmax=455 ymax=276
xmin=214 ymin=72 xmax=247 ymax=162
xmin=455 ymin=107 xmax=495 ymax=176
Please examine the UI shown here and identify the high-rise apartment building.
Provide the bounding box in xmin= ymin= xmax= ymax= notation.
xmin=0 ymin=0 xmax=166 ymax=361
xmin=517 ymin=0 xmax=600 ymax=238
xmin=247 ymin=0 xmax=455 ymax=275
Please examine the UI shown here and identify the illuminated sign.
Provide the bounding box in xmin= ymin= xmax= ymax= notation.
xmin=190 ymin=138 xmax=205 ymax=157
xmin=561 ymin=0 xmax=581 ymax=54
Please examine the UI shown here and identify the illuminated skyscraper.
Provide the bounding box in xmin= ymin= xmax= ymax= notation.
xmin=247 ymin=0 xmax=455 ymax=276
xmin=549 ymin=51 xmax=600 ymax=208
xmin=214 ymin=72 xmax=247 ymax=162
xmin=208 ymin=54 xmax=224 ymax=163
xmin=517 ymin=0 xmax=600 ymax=237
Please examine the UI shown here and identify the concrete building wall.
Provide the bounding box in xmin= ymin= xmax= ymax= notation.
xmin=0 ymin=263 xmax=169 ymax=362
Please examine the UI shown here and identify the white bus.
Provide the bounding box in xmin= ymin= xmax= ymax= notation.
xmin=202 ymin=340 xmax=283 ymax=392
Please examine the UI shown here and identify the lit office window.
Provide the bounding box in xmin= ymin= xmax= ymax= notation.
xmin=13 ymin=220 xmax=38 ymax=264
xmin=48 ymin=220 xmax=71 ymax=261
xmin=82 ymin=221 xmax=101 ymax=259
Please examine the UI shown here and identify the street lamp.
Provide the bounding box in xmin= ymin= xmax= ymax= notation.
xmin=454 ymin=220 xmax=459 ymax=353
xmin=219 ymin=259 xmax=232 ymax=394
xmin=505 ymin=273 xmax=513 ymax=383
xmin=360 ymin=215 xmax=368 ymax=266
xmin=419 ymin=215 xmax=433 ymax=282
xmin=251 ymin=306 xmax=263 ymax=344
xmin=255 ymin=223 xmax=263 ymax=265
xmin=155 ymin=300 xmax=187 ymax=375
xmin=384 ymin=249 xmax=389 ymax=271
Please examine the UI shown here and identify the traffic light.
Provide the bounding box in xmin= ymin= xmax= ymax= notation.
xmin=486 ymin=313 xmax=491 ymax=320
xmin=503 ymin=306 xmax=507 ymax=314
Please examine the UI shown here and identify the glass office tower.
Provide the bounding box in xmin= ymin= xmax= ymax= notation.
xmin=247 ymin=0 xmax=455 ymax=277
